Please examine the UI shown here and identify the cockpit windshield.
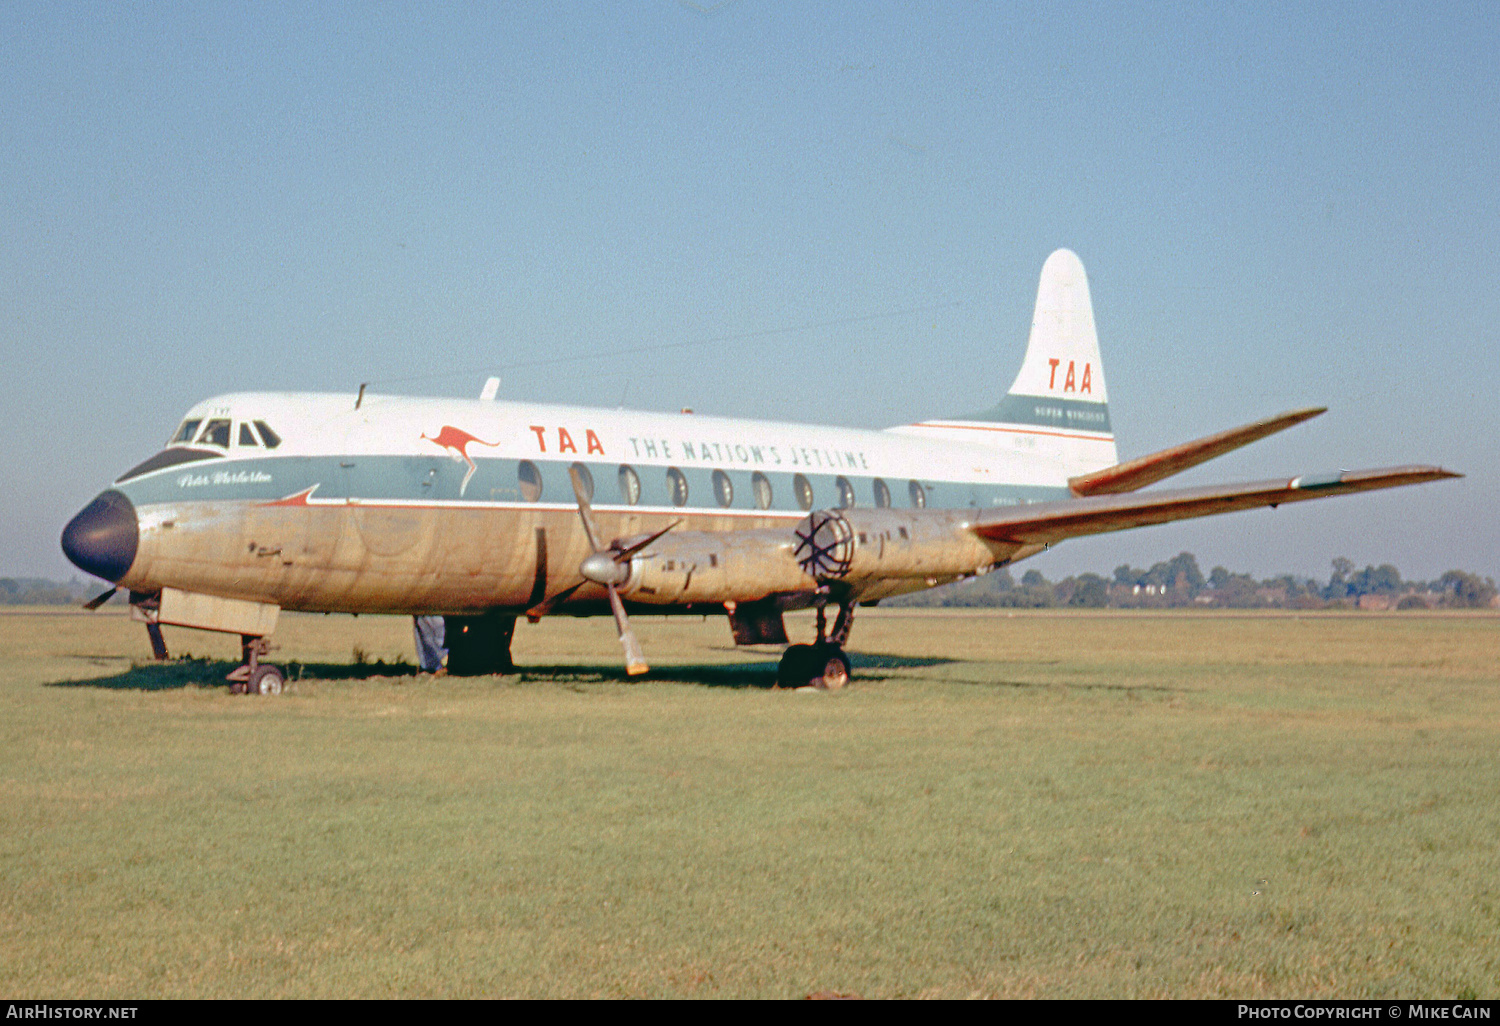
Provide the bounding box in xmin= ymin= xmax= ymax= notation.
xmin=168 ymin=415 xmax=282 ymax=450
xmin=197 ymin=419 xmax=232 ymax=448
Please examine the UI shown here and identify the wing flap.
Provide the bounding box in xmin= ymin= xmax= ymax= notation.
xmin=1068 ymin=407 xmax=1326 ymax=496
xmin=976 ymin=465 xmax=1459 ymax=545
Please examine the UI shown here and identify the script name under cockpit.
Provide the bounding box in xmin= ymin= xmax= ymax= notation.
xmin=177 ymin=470 xmax=273 ymax=488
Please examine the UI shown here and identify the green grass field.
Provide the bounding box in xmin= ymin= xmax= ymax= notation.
xmin=2 ymin=607 xmax=1497 ymax=998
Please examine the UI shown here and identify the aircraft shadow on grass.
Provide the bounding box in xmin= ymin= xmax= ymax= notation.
xmin=46 ymin=657 xmax=424 ymax=691
xmin=45 ymin=651 xmax=956 ymax=691
xmin=44 ymin=651 xmax=1189 ymax=694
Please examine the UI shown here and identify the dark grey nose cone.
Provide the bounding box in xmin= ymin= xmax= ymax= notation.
xmin=61 ymin=489 xmax=139 ymax=583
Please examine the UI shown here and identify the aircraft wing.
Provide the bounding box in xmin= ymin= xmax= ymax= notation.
xmin=974 ymin=465 xmax=1459 ymax=546
xmin=1067 ymin=407 xmax=1327 ymax=496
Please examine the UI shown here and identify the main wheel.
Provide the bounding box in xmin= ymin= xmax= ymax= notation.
xmin=812 ymin=644 xmax=851 ymax=691
xmin=249 ymin=664 xmax=284 ymax=696
xmin=777 ymin=644 xmax=851 ymax=690
xmin=777 ymin=644 xmax=817 ymax=689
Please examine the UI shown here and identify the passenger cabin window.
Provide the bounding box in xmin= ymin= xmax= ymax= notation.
xmin=835 ymin=476 xmax=855 ymax=509
xmin=171 ymin=419 xmax=202 ymax=445
xmin=793 ymin=474 xmax=814 ymax=512
xmin=518 ymin=460 xmax=543 ymax=502
xmin=873 ymin=478 xmax=892 ymax=508
xmin=238 ymin=423 xmax=259 ymax=447
xmin=712 ymin=470 xmax=734 ymax=508
xmin=618 ymin=465 xmax=641 ymax=505
xmin=667 ymin=467 xmax=689 ymax=507
xmin=752 ymin=472 xmax=773 ymax=510
xmin=197 ymin=419 xmax=231 ymax=448
xmin=570 ymin=462 xmax=594 ymax=502
xmin=909 ymin=480 xmax=926 ymax=508
xmin=254 ymin=421 xmax=282 ymax=449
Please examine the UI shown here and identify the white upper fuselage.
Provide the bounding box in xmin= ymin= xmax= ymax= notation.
xmin=138 ymin=389 xmax=1112 ymax=512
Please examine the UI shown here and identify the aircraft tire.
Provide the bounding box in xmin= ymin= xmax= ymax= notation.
xmin=250 ymin=664 xmax=284 ymax=696
xmin=812 ymin=644 xmax=851 ymax=691
xmin=777 ymin=644 xmax=817 ymax=689
xmin=777 ymin=644 xmax=851 ymax=689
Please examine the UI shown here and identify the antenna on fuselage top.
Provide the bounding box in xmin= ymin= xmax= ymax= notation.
xmin=480 ymin=376 xmax=501 ymax=401
xmin=355 ymin=383 xmax=367 ymax=409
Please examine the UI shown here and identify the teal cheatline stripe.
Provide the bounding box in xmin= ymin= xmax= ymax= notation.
xmin=953 ymin=394 xmax=1111 ymax=432
xmin=114 ymin=452 xmax=1075 ymax=513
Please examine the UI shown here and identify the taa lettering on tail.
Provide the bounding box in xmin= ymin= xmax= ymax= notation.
xmin=1047 ymin=359 xmax=1092 ymax=393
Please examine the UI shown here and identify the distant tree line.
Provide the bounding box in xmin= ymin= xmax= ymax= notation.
xmin=0 ymin=578 xmax=101 ymax=605
xmin=884 ymin=553 xmax=1499 ymax=611
xmin=3 ymin=560 xmax=1496 ymax=611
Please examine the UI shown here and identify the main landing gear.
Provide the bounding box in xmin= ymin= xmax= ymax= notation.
xmin=776 ymin=600 xmax=854 ymax=690
xmin=227 ymin=634 xmax=283 ymax=695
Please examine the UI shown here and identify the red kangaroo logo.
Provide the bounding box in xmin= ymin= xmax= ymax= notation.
xmin=422 ymin=426 xmax=501 ymax=497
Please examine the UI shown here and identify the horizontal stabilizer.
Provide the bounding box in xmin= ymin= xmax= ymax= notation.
xmin=974 ymin=465 xmax=1460 ymax=546
xmin=1068 ymin=407 xmax=1326 ymax=496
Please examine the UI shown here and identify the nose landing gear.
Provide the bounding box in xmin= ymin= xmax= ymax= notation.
xmin=227 ymin=634 xmax=283 ymax=695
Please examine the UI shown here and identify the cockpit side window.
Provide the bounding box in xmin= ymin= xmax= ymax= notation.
xmin=238 ymin=423 xmax=260 ymax=447
xmin=197 ymin=419 xmax=232 ymax=448
xmin=171 ymin=419 xmax=202 ymax=445
xmin=254 ymin=421 xmax=282 ymax=449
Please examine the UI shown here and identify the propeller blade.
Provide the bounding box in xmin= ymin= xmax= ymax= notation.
xmin=566 ymin=462 xmax=650 ymax=676
xmin=612 ymin=519 xmax=682 ymax=562
xmin=83 ymin=586 xmax=118 ymax=610
xmin=568 ymin=464 xmax=604 ymax=554
xmin=607 ymin=585 xmax=648 ymax=676
xmin=525 ymin=581 xmax=586 ymax=623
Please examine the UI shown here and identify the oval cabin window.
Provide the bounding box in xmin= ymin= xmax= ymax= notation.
xmin=570 ymin=462 xmax=594 ymax=502
xmin=793 ymin=474 xmax=814 ymax=511
xmin=712 ymin=469 xmax=734 ymax=508
xmin=835 ymin=476 xmax=855 ymax=509
xmin=518 ymin=461 xmax=543 ymax=502
xmin=667 ymin=467 xmax=689 ymax=507
xmin=618 ymin=465 xmax=641 ymax=505
xmin=752 ymin=472 xmax=773 ymax=510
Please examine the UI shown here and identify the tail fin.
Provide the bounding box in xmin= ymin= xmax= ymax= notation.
xmin=996 ymin=248 xmax=1110 ymax=428
xmin=895 ymin=249 xmax=1118 ymax=476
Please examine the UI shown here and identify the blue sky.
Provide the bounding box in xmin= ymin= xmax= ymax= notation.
xmin=3 ymin=1 xmax=1495 ymax=583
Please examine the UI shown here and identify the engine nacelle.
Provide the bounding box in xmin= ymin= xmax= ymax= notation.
xmin=796 ymin=507 xmax=1017 ymax=583
xmin=617 ymin=508 xmax=1018 ymax=606
xmin=620 ymin=526 xmax=812 ymax=605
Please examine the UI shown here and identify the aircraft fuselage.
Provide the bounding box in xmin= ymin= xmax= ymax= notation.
xmin=69 ymin=390 xmax=1105 ymax=616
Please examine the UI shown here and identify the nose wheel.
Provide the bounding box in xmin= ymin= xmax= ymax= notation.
xmin=228 ymin=635 xmax=283 ymax=695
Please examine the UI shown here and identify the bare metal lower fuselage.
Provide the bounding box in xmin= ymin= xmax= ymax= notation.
xmin=123 ymin=499 xmax=970 ymax=616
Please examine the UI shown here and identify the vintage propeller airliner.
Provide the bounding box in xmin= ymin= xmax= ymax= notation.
xmin=61 ymin=250 xmax=1457 ymax=693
